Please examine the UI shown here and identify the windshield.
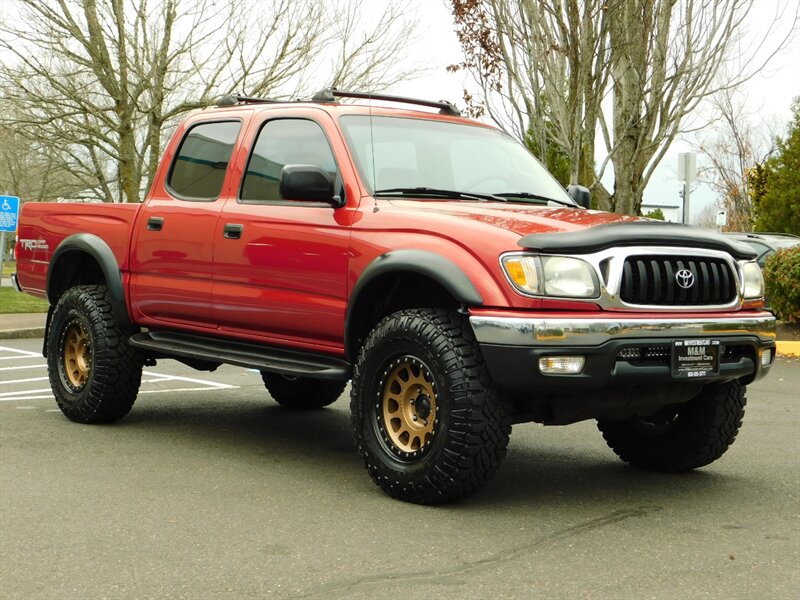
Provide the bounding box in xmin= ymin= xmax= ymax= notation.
xmin=339 ymin=115 xmax=575 ymax=205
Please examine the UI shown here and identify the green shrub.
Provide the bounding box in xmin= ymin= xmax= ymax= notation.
xmin=764 ymin=246 xmax=800 ymax=323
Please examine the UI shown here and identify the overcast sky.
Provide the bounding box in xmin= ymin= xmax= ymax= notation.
xmin=371 ymin=0 xmax=800 ymax=222
xmin=2 ymin=0 xmax=797 ymax=221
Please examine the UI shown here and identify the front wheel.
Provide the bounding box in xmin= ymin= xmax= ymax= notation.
xmin=597 ymin=380 xmax=747 ymax=472
xmin=351 ymin=309 xmax=511 ymax=504
xmin=47 ymin=285 xmax=143 ymax=423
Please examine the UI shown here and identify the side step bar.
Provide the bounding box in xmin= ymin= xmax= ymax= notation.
xmin=129 ymin=331 xmax=351 ymax=380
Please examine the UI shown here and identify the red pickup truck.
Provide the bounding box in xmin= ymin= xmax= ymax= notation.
xmin=13 ymin=89 xmax=776 ymax=504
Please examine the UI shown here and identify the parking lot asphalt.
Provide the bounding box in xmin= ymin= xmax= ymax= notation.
xmin=1 ymin=337 xmax=798 ymax=600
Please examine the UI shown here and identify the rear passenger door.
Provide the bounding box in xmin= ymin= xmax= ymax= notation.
xmin=212 ymin=109 xmax=357 ymax=354
xmin=130 ymin=119 xmax=242 ymax=329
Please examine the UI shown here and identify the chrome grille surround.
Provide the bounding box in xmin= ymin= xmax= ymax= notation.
xmin=620 ymin=254 xmax=737 ymax=306
xmin=500 ymin=246 xmax=750 ymax=312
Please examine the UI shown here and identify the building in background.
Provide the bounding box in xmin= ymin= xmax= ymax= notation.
xmin=641 ymin=204 xmax=681 ymax=223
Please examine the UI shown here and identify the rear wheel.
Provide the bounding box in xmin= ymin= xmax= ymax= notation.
xmin=597 ymin=380 xmax=746 ymax=472
xmin=47 ymin=285 xmax=142 ymax=423
xmin=260 ymin=373 xmax=346 ymax=409
xmin=351 ymin=309 xmax=511 ymax=504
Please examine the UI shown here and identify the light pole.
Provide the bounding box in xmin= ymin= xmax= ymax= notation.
xmin=678 ymin=153 xmax=696 ymax=224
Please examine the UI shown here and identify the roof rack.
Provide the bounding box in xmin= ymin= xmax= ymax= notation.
xmin=217 ymin=94 xmax=282 ymax=107
xmin=310 ymin=88 xmax=461 ymax=117
xmin=755 ymin=232 xmax=799 ymax=238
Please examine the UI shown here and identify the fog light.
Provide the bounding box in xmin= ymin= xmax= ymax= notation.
xmin=539 ymin=356 xmax=585 ymax=375
xmin=761 ymin=348 xmax=772 ymax=366
xmin=617 ymin=347 xmax=641 ymax=361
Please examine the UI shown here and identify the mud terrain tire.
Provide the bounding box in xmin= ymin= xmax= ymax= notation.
xmin=351 ymin=309 xmax=511 ymax=504
xmin=597 ymin=380 xmax=746 ymax=472
xmin=47 ymin=285 xmax=142 ymax=423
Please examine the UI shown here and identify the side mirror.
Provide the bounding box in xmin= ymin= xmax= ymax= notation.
xmin=567 ymin=184 xmax=591 ymax=209
xmin=279 ymin=165 xmax=338 ymax=204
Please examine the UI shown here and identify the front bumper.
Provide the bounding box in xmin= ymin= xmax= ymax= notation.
xmin=470 ymin=313 xmax=776 ymax=395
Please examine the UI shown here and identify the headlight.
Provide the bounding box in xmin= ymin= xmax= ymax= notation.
xmin=502 ymin=255 xmax=599 ymax=298
xmin=740 ymin=261 xmax=764 ymax=298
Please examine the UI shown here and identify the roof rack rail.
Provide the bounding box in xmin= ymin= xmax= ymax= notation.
xmin=217 ymin=94 xmax=282 ymax=107
xmin=756 ymin=232 xmax=799 ymax=238
xmin=311 ymin=88 xmax=461 ymax=117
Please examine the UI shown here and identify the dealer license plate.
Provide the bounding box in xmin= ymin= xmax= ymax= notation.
xmin=671 ymin=339 xmax=720 ymax=378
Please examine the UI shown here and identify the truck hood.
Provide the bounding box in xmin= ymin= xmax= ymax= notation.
xmin=384 ymin=199 xmax=639 ymax=237
xmin=382 ymin=199 xmax=756 ymax=259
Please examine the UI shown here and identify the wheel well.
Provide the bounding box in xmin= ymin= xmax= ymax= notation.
xmin=346 ymin=272 xmax=460 ymax=360
xmin=48 ymin=251 xmax=106 ymax=304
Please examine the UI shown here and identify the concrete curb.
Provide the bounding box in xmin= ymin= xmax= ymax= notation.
xmin=776 ymin=341 xmax=800 ymax=357
xmin=0 ymin=328 xmax=45 ymax=340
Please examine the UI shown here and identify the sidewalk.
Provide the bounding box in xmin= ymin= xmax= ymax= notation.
xmin=0 ymin=312 xmax=47 ymax=340
xmin=1 ymin=312 xmax=798 ymax=356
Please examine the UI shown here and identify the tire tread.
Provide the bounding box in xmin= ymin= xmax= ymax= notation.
xmin=598 ymin=380 xmax=746 ymax=472
xmin=351 ymin=308 xmax=511 ymax=504
xmin=48 ymin=285 xmax=142 ymax=423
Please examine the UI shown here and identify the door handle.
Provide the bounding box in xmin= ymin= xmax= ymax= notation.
xmin=223 ymin=223 xmax=243 ymax=239
xmin=147 ymin=216 xmax=164 ymax=231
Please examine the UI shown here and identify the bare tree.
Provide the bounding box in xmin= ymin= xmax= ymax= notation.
xmin=695 ymin=203 xmax=720 ymax=229
xmin=450 ymin=0 xmax=608 ymax=189
xmin=696 ymin=90 xmax=777 ymax=232
xmin=0 ymin=102 xmax=88 ymax=202
xmin=450 ymin=0 xmax=798 ymax=215
xmin=0 ymin=0 xmax=417 ymax=203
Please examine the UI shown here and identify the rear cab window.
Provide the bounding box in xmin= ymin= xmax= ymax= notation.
xmin=167 ymin=121 xmax=242 ymax=201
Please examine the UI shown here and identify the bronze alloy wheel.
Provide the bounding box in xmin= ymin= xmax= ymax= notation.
xmin=378 ymin=356 xmax=438 ymax=458
xmin=352 ymin=309 xmax=512 ymax=503
xmin=62 ymin=319 xmax=92 ymax=390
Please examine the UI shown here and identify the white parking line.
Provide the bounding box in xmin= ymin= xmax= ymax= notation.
xmin=0 ymin=346 xmax=41 ymax=358
xmin=0 ymin=363 xmax=47 ymax=372
xmin=0 ymin=344 xmax=238 ymax=403
xmin=142 ymin=370 xmax=236 ymax=389
xmin=138 ymin=387 xmax=233 ymax=395
xmin=0 ymin=376 xmax=49 ymax=385
xmin=0 ymin=387 xmax=52 ymax=398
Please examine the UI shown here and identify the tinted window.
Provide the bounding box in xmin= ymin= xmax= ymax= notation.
xmin=241 ymin=119 xmax=336 ymax=202
xmin=168 ymin=121 xmax=241 ymax=200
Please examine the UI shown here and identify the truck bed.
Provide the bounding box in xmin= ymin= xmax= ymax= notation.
xmin=15 ymin=202 xmax=141 ymax=299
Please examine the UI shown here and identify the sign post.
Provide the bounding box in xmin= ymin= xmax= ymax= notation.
xmin=678 ymin=153 xmax=696 ymax=224
xmin=0 ymin=195 xmax=21 ymax=282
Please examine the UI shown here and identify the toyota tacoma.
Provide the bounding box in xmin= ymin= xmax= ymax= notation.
xmin=12 ymin=89 xmax=776 ymax=503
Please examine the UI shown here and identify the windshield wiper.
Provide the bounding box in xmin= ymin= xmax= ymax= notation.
xmin=374 ymin=187 xmax=506 ymax=203
xmin=494 ymin=192 xmax=577 ymax=208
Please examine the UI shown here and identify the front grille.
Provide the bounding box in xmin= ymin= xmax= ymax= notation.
xmin=620 ymin=255 xmax=737 ymax=306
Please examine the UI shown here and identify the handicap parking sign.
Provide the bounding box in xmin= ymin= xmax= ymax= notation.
xmin=0 ymin=195 xmax=20 ymax=232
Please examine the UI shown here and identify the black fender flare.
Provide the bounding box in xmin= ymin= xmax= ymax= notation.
xmin=344 ymin=250 xmax=483 ymax=357
xmin=46 ymin=233 xmax=133 ymax=330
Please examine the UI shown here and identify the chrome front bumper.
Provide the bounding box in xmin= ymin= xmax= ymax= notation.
xmin=469 ymin=313 xmax=776 ymax=397
xmin=469 ymin=314 xmax=776 ymax=347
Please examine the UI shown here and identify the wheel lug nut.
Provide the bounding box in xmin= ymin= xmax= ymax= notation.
xmin=412 ymin=415 xmax=418 ymax=421
xmin=410 ymin=399 xmax=415 ymax=405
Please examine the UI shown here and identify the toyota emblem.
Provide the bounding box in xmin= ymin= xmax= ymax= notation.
xmin=675 ymin=269 xmax=695 ymax=289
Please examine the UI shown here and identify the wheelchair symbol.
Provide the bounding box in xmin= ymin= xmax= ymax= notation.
xmin=1 ymin=199 xmax=10 ymax=211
